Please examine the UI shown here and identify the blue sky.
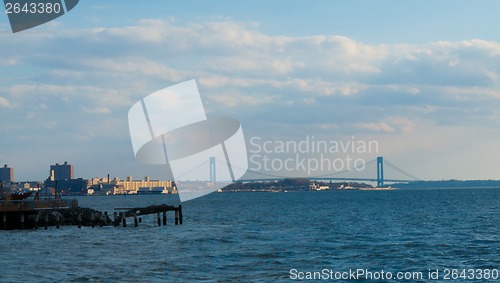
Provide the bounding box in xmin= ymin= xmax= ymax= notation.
xmin=50 ymin=0 xmax=500 ymax=43
xmin=1 ymin=1 xmax=500 ymax=181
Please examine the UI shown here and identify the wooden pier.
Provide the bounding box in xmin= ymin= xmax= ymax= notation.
xmin=113 ymin=204 xmax=183 ymax=227
xmin=1 ymin=199 xmax=182 ymax=230
xmin=0 ymin=199 xmax=77 ymax=230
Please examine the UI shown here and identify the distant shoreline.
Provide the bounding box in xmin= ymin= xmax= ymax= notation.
xmin=218 ymin=179 xmax=500 ymax=193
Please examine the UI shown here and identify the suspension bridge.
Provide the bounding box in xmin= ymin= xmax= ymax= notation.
xmin=239 ymin=157 xmax=421 ymax=186
xmin=174 ymin=156 xmax=422 ymax=186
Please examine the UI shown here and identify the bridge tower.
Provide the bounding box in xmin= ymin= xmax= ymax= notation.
xmin=209 ymin=157 xmax=216 ymax=182
xmin=377 ymin=156 xmax=384 ymax=187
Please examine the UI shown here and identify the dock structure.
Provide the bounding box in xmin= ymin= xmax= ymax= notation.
xmin=0 ymin=199 xmax=78 ymax=230
xmin=113 ymin=204 xmax=182 ymax=227
xmin=0 ymin=199 xmax=182 ymax=230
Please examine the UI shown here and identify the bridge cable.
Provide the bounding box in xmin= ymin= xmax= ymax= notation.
xmin=383 ymin=159 xmax=422 ymax=181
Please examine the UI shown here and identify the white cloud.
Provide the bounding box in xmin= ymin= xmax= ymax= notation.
xmin=82 ymin=106 xmax=111 ymax=114
xmin=0 ymin=96 xmax=12 ymax=108
xmin=315 ymin=123 xmax=339 ymax=130
xmin=2 ymin=19 xmax=500 ymax=179
xmin=83 ymin=57 xmax=186 ymax=81
xmin=210 ymin=91 xmax=276 ymax=108
xmin=356 ymin=117 xmax=418 ymax=134
xmin=1 ymin=20 xmax=499 ymax=127
xmin=0 ymin=58 xmax=20 ymax=66
xmin=85 ymin=21 xmax=500 ymax=131
xmin=357 ymin=122 xmax=396 ymax=133
xmin=390 ymin=117 xmax=417 ymax=134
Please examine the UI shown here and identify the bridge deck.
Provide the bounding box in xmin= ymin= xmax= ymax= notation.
xmin=239 ymin=178 xmax=412 ymax=183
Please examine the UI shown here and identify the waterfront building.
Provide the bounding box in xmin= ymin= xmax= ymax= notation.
xmin=44 ymin=162 xmax=87 ymax=195
xmin=44 ymin=178 xmax=90 ymax=195
xmin=0 ymin=164 xmax=14 ymax=184
xmin=88 ymin=176 xmax=177 ymax=195
xmin=49 ymin=161 xmax=74 ymax=181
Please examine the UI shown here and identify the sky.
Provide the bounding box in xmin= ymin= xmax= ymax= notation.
xmin=1 ymin=1 xmax=500 ymax=182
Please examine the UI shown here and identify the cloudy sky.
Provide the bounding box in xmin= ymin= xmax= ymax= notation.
xmin=1 ymin=1 xmax=500 ymax=181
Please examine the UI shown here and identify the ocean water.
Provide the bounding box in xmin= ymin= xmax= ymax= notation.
xmin=0 ymin=188 xmax=498 ymax=282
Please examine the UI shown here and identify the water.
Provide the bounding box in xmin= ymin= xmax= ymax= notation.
xmin=0 ymin=188 xmax=498 ymax=282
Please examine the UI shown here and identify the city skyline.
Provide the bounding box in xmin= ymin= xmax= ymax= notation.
xmin=1 ymin=1 xmax=500 ymax=181
xmin=0 ymin=162 xmax=173 ymax=183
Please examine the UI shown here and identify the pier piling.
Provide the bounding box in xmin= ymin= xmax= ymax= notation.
xmin=121 ymin=212 xmax=127 ymax=227
xmin=0 ymin=199 xmax=105 ymax=230
xmin=104 ymin=212 xmax=109 ymax=226
xmin=34 ymin=212 xmax=39 ymax=230
xmin=77 ymin=212 xmax=82 ymax=228
xmin=99 ymin=213 xmax=103 ymax=228
xmin=113 ymin=204 xmax=182 ymax=228
xmin=20 ymin=213 xmax=24 ymax=229
xmin=1 ymin=198 xmax=79 ymax=230
xmin=179 ymin=205 xmax=183 ymax=225
xmin=113 ymin=212 xmax=118 ymax=227
xmin=90 ymin=212 xmax=95 ymax=228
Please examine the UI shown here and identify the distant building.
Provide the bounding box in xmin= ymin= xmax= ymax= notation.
xmin=119 ymin=176 xmax=175 ymax=194
xmin=0 ymin=164 xmax=14 ymax=184
xmin=44 ymin=178 xmax=89 ymax=195
xmin=21 ymin=181 xmax=43 ymax=190
xmin=44 ymin=161 xmax=87 ymax=195
xmin=5 ymin=181 xmax=43 ymax=191
xmin=309 ymin=182 xmax=330 ymax=191
xmin=89 ymin=176 xmax=176 ymax=195
xmin=49 ymin=161 xmax=74 ymax=181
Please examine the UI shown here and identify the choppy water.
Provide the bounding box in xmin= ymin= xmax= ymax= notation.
xmin=0 ymin=188 xmax=498 ymax=282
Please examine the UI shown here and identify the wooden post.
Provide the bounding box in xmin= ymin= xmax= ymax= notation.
xmin=44 ymin=214 xmax=48 ymax=229
xmin=2 ymin=213 xmax=6 ymax=230
xmin=162 ymin=210 xmax=167 ymax=226
xmin=175 ymin=209 xmax=179 ymax=225
xmin=20 ymin=213 xmax=25 ymax=229
xmin=121 ymin=212 xmax=127 ymax=227
xmin=77 ymin=212 xmax=82 ymax=228
xmin=98 ymin=213 xmax=103 ymax=228
xmin=179 ymin=205 xmax=183 ymax=225
xmin=104 ymin=211 xmax=109 ymax=226
xmin=90 ymin=212 xmax=95 ymax=228
xmin=34 ymin=212 xmax=39 ymax=230
xmin=134 ymin=211 xmax=138 ymax=227
xmin=56 ymin=213 xmax=60 ymax=229
xmin=157 ymin=212 xmax=161 ymax=226
xmin=113 ymin=212 xmax=118 ymax=227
